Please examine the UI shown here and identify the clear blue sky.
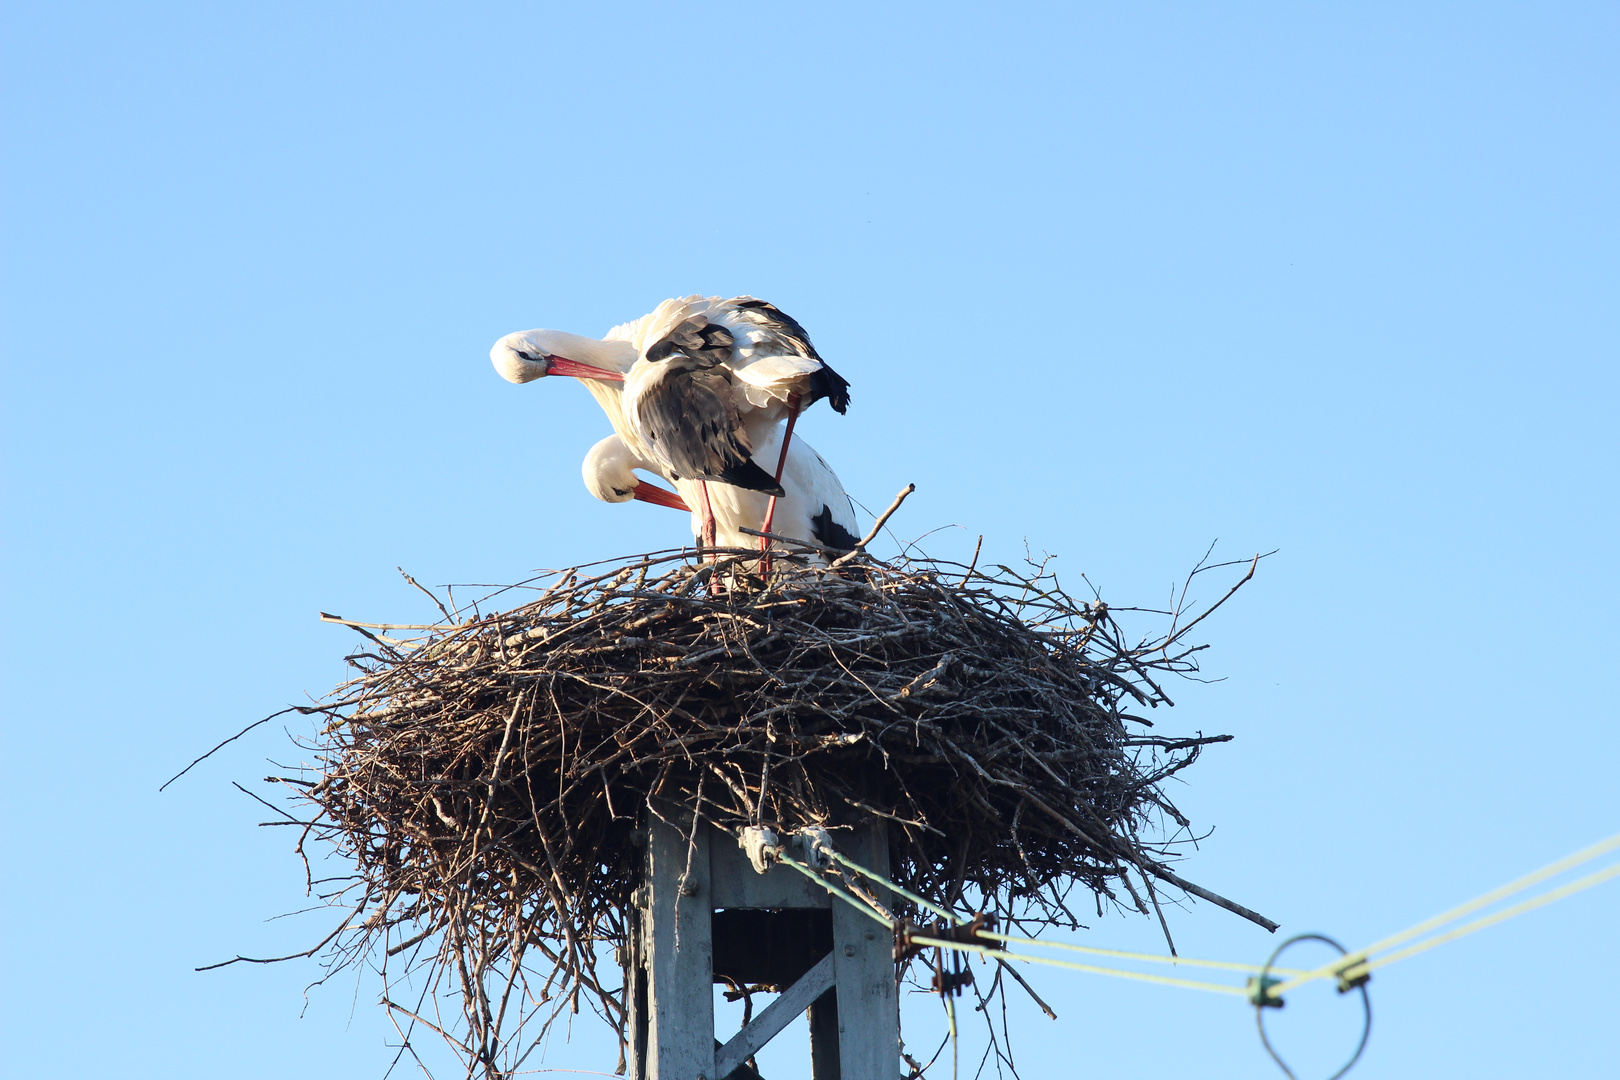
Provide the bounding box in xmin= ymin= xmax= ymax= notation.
xmin=3 ymin=3 xmax=1616 ymax=1077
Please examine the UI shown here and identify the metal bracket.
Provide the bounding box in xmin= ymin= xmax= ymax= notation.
xmin=894 ymin=911 xmax=997 ymax=963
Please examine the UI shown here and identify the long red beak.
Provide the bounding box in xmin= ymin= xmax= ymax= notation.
xmin=633 ymin=482 xmax=690 ymax=511
xmin=547 ymin=355 xmax=625 ymax=382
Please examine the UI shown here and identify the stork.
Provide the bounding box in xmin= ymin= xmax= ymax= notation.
xmin=493 ymin=296 xmax=851 ymax=560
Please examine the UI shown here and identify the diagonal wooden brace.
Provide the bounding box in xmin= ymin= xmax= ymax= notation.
xmin=714 ymin=951 xmax=836 ymax=1079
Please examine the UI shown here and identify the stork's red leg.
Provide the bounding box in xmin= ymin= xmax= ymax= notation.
xmin=696 ymin=480 xmax=723 ymax=592
xmin=758 ymin=393 xmax=803 ymax=577
xmin=699 ymin=480 xmax=717 ymax=554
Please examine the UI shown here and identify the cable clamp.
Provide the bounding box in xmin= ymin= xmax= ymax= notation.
xmin=895 ymin=911 xmax=998 ymax=962
xmin=1246 ymin=974 xmax=1286 ymax=1008
xmin=1334 ymin=961 xmax=1371 ymax=994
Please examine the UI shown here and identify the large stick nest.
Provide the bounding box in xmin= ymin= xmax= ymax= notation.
xmin=272 ymin=547 xmax=1260 ymax=1076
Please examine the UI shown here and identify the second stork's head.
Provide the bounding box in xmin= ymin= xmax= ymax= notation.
xmin=581 ymin=435 xmax=690 ymax=510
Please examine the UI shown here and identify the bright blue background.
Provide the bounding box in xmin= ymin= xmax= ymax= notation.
xmin=3 ymin=3 xmax=1615 ymax=1077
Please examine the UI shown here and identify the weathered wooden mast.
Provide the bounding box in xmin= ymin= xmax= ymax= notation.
xmin=625 ymin=816 xmax=899 ymax=1079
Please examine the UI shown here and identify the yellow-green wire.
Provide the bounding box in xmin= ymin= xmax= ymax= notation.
xmin=789 ymin=848 xmax=1254 ymax=992
xmin=775 ymin=851 xmax=893 ymax=928
xmin=1269 ymin=830 xmax=1620 ymax=997
xmin=818 ymin=827 xmax=1620 ymax=1005
xmin=826 ymin=848 xmax=956 ymax=921
xmin=1338 ymin=861 xmax=1620 ymax=984
xmin=908 ymin=935 xmax=1249 ymax=997
xmin=982 ymin=930 xmax=1308 ymax=977
xmin=826 ymin=843 xmax=1303 ymax=975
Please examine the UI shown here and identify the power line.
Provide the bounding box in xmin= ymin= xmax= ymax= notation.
xmin=1340 ymin=860 xmax=1620 ymax=984
xmin=1266 ymin=829 xmax=1620 ymax=999
xmin=781 ymin=826 xmax=1619 ymax=1040
xmin=827 ymin=839 xmax=1308 ymax=975
xmin=907 ymin=934 xmax=1250 ymax=997
xmin=778 ymin=816 xmax=1619 ymax=1080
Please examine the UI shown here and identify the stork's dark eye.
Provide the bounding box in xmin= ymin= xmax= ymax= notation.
xmin=516 ymin=349 xmax=545 ymax=363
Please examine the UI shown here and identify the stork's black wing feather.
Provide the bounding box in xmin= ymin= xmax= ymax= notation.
xmin=714 ymin=457 xmax=786 ymax=493
xmin=645 ymin=317 xmax=735 ymax=366
xmin=810 ymin=504 xmax=860 ymax=551
xmin=637 ymin=360 xmax=785 ymax=496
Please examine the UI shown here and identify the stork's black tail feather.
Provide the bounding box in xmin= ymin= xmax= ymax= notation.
xmin=809 ymin=364 xmax=851 ymax=414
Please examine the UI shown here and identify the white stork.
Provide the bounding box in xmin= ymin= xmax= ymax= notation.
xmin=493 ymin=295 xmax=852 ymax=558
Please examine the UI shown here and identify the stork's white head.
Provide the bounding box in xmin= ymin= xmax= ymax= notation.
xmin=582 ymin=435 xmax=689 ymax=510
xmin=489 ymin=329 xmax=632 ymax=385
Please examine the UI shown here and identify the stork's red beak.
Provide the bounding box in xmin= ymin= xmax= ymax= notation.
xmin=633 ymin=482 xmax=690 ymax=512
xmin=547 ymin=356 xmax=626 ymax=382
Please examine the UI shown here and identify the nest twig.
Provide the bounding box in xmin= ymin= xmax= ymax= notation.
xmin=245 ymin=544 xmax=1263 ymax=1077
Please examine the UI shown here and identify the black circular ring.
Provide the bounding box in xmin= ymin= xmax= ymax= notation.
xmin=1255 ymin=932 xmax=1373 ymax=1080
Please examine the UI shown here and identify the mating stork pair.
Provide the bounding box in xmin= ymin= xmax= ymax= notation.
xmin=491 ymin=295 xmax=858 ymax=567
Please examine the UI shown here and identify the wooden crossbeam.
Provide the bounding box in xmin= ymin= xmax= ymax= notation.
xmin=714 ymin=951 xmax=836 ymax=1079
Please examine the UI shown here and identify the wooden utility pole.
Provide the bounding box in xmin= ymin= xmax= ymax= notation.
xmin=624 ymin=816 xmax=899 ymax=1079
